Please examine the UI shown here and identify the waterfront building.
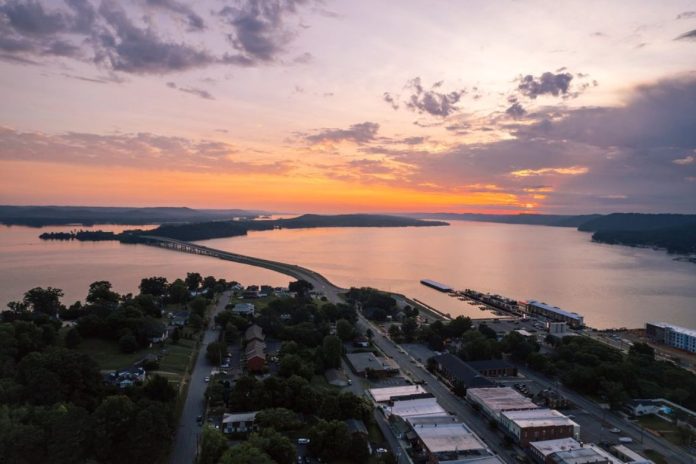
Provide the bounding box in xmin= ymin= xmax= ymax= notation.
xmin=646 ymin=322 xmax=696 ymax=353
xmin=526 ymin=301 xmax=584 ymax=328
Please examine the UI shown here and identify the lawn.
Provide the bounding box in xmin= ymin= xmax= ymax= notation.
xmin=637 ymin=414 xmax=685 ymax=447
xmin=227 ymin=295 xmax=278 ymax=312
xmin=642 ymin=449 xmax=669 ymax=464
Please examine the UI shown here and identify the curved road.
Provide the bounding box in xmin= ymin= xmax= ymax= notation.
xmin=151 ymin=238 xmax=693 ymax=464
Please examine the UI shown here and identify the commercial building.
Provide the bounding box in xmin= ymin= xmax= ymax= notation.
xmin=346 ymin=352 xmax=399 ymax=377
xmin=245 ymin=339 xmax=266 ymax=372
xmin=244 ymin=324 xmax=265 ymax=343
xmin=409 ymin=420 xmax=490 ymax=463
xmin=499 ymin=409 xmax=579 ymax=447
xmin=466 ymin=387 xmax=539 ymax=421
xmin=529 ymin=438 xmax=625 ymax=464
xmin=369 ymin=385 xmax=430 ymax=403
xmin=526 ymin=301 xmax=584 ymax=328
xmin=611 ymin=445 xmax=653 ymax=464
xmin=432 ymin=354 xmax=495 ymax=390
xmin=528 ymin=438 xmax=583 ymax=464
xmin=222 ymin=411 xmax=257 ymax=434
xmin=465 ymin=359 xmax=518 ymax=378
xmin=646 ymin=322 xmax=696 ymax=353
xmin=547 ymin=322 xmax=567 ymax=335
xmin=387 ymin=397 xmax=448 ymax=419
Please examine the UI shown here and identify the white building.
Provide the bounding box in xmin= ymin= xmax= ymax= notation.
xmin=232 ymin=302 xmax=255 ymax=316
xmin=388 ymin=397 xmax=448 ymax=419
xmin=369 ymin=385 xmax=429 ymax=403
xmin=466 ymin=387 xmax=539 ymax=421
xmin=646 ymin=322 xmax=696 ymax=353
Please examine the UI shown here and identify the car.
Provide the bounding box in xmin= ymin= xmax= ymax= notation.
xmin=347 ymin=379 xmax=352 ymax=385
xmin=618 ymin=437 xmax=633 ymax=443
xmin=375 ymin=448 xmax=387 ymax=455
xmin=297 ymin=438 xmax=311 ymax=444
xmin=196 ymin=415 xmax=203 ymax=425
xmin=204 ymin=376 xmax=210 ymax=382
xmin=609 ymin=427 xmax=621 ymax=433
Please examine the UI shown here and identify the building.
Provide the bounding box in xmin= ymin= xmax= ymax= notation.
xmin=611 ymin=445 xmax=654 ymax=464
xmin=624 ymin=399 xmax=661 ymax=416
xmin=526 ymin=301 xmax=584 ymax=328
xmin=547 ymin=322 xmax=567 ymax=335
xmin=105 ymin=366 xmax=147 ymax=388
xmin=233 ymin=302 xmax=255 ymax=316
xmin=245 ymin=339 xmax=266 ymax=372
xmin=353 ymin=334 xmax=370 ymax=348
xmin=222 ymin=411 xmax=257 ymax=434
xmin=170 ymin=310 xmax=189 ymax=327
xmin=432 ymin=354 xmax=495 ymax=390
xmin=499 ymin=409 xmax=579 ymax=447
xmin=466 ymin=387 xmax=539 ymax=421
xmin=388 ymin=397 xmax=448 ymax=419
xmin=421 ymin=279 xmax=453 ymax=292
xmin=368 ymin=385 xmax=430 ymax=403
xmin=346 ymin=352 xmax=399 ymax=377
xmin=646 ymin=322 xmax=696 ymax=353
xmin=345 ymin=418 xmax=368 ymax=437
xmin=465 ymin=359 xmax=518 ymax=378
xmin=528 ymin=438 xmax=583 ymax=464
xmin=244 ymin=324 xmax=265 ymax=343
xmin=408 ymin=420 xmax=490 ymax=463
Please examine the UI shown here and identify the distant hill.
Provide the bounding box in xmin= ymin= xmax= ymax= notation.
xmin=407 ymin=212 xmax=602 ymax=228
xmin=40 ymin=214 xmax=449 ymax=242
xmin=592 ymin=222 xmax=696 ymax=254
xmin=0 ymin=205 xmax=266 ymax=226
xmin=577 ymin=213 xmax=696 ymax=232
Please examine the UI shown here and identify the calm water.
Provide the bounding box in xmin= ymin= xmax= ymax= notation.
xmin=1 ymin=221 xmax=695 ymax=329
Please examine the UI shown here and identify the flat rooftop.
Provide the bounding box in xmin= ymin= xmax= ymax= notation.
xmin=421 ymin=279 xmax=452 ymax=292
xmin=369 ymin=385 xmax=428 ymax=403
xmin=502 ymin=409 xmax=578 ymax=428
xmin=530 ymin=438 xmax=582 ymax=457
xmin=467 ymin=387 xmax=539 ymax=414
xmin=528 ymin=300 xmax=583 ymax=321
xmin=346 ymin=352 xmax=399 ymax=373
xmin=389 ymin=397 xmax=447 ymax=418
xmin=649 ymin=321 xmax=696 ymax=337
xmin=412 ymin=422 xmax=487 ymax=453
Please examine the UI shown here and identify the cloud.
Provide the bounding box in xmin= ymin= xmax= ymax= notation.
xmin=403 ymin=77 xmax=467 ymax=117
xmin=0 ymin=0 xmax=314 ymax=73
xmin=505 ymin=100 xmax=526 ymax=119
xmin=383 ymin=92 xmax=399 ymax=110
xmin=510 ymin=166 xmax=589 ymax=177
xmin=145 ymin=0 xmax=205 ymax=31
xmin=304 ymin=122 xmax=379 ymax=144
xmin=218 ymin=0 xmax=310 ymax=65
xmin=676 ymin=11 xmax=696 ymax=20
xmin=516 ymin=71 xmax=574 ymax=99
xmin=675 ymin=29 xmax=696 ymax=41
xmin=166 ymin=81 xmax=214 ymax=100
xmin=673 ymin=155 xmax=695 ymax=165
xmin=0 ymin=127 xmax=288 ymax=173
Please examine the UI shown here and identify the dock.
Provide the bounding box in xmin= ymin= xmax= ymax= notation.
xmin=420 ymin=279 xmax=453 ymax=292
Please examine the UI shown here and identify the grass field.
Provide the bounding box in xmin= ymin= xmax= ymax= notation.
xmin=637 ymin=414 xmax=685 ymax=447
xmin=642 ymin=448 xmax=669 ymax=464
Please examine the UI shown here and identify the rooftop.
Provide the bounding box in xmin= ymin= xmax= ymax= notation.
xmin=245 ymin=339 xmax=266 ymax=359
xmin=648 ymin=321 xmax=696 ymax=337
xmin=389 ymin=397 xmax=448 ymax=418
xmin=465 ymin=359 xmax=515 ymax=371
xmin=529 ymin=438 xmax=582 ymax=457
xmin=346 ymin=352 xmax=399 ymax=373
xmin=244 ymin=324 xmax=265 ymax=341
xmin=501 ymin=409 xmax=579 ymax=429
xmin=528 ymin=301 xmax=583 ymax=321
xmin=549 ymin=445 xmax=623 ymax=464
xmin=222 ymin=412 xmax=257 ymax=423
xmin=412 ymin=421 xmax=487 ymax=454
xmin=369 ymin=385 xmax=429 ymax=403
xmin=466 ymin=387 xmax=539 ymax=415
xmin=433 ymin=354 xmax=495 ymax=388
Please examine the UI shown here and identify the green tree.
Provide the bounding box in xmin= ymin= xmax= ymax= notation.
xmin=189 ymin=313 xmax=203 ymax=331
xmin=206 ymin=341 xmax=226 ymax=365
xmin=255 ymin=408 xmax=302 ymax=431
xmin=322 ymin=335 xmax=342 ymax=369
xmin=168 ymin=279 xmax=190 ymax=304
xmin=143 ymin=374 xmax=177 ymax=403
xmin=139 ymin=277 xmax=168 ymax=297
xmin=64 ymin=327 xmax=82 ymax=348
xmin=388 ymin=324 xmax=402 ymax=341
xmin=23 ymin=287 xmax=64 ymax=317
xmin=92 ymin=395 xmax=138 ymax=462
xmin=336 ymin=319 xmax=354 ymax=341
xmin=402 ymin=317 xmax=418 ymax=342
xmin=248 ymin=428 xmax=295 ymax=464
xmin=118 ymin=334 xmax=138 ymax=354
xmin=219 ymin=443 xmax=274 ymax=464
xmin=171 ymin=327 xmax=181 ymax=344
xmin=198 ymin=425 xmax=229 ymax=464
xmin=86 ymin=281 xmax=120 ymax=305
xmin=185 ymin=272 xmax=203 ymax=292
xmin=189 ymin=296 xmax=209 ymax=318
xmin=308 ymin=419 xmax=352 ymax=462
xmin=289 ymin=279 xmax=314 ymax=298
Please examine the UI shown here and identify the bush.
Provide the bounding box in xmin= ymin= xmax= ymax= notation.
xmin=119 ymin=334 xmax=138 ymax=354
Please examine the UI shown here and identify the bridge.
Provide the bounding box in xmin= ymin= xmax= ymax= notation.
xmin=144 ymin=236 xmax=344 ymax=298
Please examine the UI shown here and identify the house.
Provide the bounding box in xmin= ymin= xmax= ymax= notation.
xmin=233 ymin=303 xmax=255 ymax=316
xmin=105 ymin=366 xmax=147 ymax=388
xmin=244 ymin=324 xmax=265 ymax=343
xmin=353 ymin=334 xmax=370 ymax=348
xmin=245 ymin=339 xmax=266 ymax=372
xmin=431 ymin=354 xmax=495 ymax=391
xmin=222 ymin=411 xmax=257 ymax=434
xmin=170 ymin=310 xmax=189 ymax=327
xmin=625 ymin=399 xmax=661 ymax=416
xmin=147 ymin=325 xmax=169 ymax=344
xmin=464 ymin=359 xmax=518 ymax=378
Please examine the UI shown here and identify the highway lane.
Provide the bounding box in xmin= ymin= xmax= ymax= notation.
xmin=169 ymin=292 xmax=230 ymax=464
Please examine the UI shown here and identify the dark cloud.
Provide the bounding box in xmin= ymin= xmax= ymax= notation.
xmin=675 ymin=29 xmax=696 ymax=41
xmin=166 ymin=81 xmax=214 ymax=100
xmin=0 ymin=0 xmax=313 ymax=73
xmin=145 ymin=0 xmax=205 ymax=31
xmin=404 ymin=77 xmax=466 ymax=117
xmin=676 ymin=11 xmax=696 ymax=20
xmin=304 ymin=122 xmax=379 ymax=144
xmin=517 ymin=71 xmax=574 ymax=99
xmin=383 ymin=92 xmax=399 ymax=110
xmin=505 ymin=96 xmax=526 ymax=119
xmin=0 ymin=127 xmax=289 ymax=173
xmin=218 ymin=0 xmax=310 ymax=65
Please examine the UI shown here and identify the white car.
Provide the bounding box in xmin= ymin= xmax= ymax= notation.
xmin=609 ymin=427 xmax=621 ymax=433
xmin=204 ymin=376 xmax=210 ymax=382
xmin=297 ymin=438 xmax=310 ymax=445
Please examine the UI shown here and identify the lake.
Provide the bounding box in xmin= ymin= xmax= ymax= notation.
xmin=1 ymin=221 xmax=695 ymax=329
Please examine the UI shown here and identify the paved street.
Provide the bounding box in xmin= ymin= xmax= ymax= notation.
xmin=169 ymin=291 xmax=230 ymax=464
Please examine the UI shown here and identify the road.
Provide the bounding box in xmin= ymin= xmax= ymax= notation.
xmin=169 ymin=291 xmax=230 ymax=464
xmin=517 ymin=366 xmax=694 ymax=464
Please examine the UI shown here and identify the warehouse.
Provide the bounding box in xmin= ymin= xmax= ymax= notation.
xmin=499 ymin=409 xmax=579 ymax=447
xmin=368 ymin=385 xmax=430 ymax=403
xmin=466 ymin=387 xmax=539 ymax=420
xmin=409 ymin=420 xmax=490 ymax=463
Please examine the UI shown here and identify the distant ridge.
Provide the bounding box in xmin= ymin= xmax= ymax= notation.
xmin=404 ymin=212 xmax=602 ymax=228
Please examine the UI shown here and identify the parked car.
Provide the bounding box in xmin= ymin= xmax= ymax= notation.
xmin=297 ymin=438 xmax=310 ymax=444
xmin=204 ymin=376 xmax=210 ymax=382
xmin=609 ymin=428 xmax=621 ymax=433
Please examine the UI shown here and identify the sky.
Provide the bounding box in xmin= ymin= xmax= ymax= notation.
xmin=0 ymin=0 xmax=695 ymax=214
